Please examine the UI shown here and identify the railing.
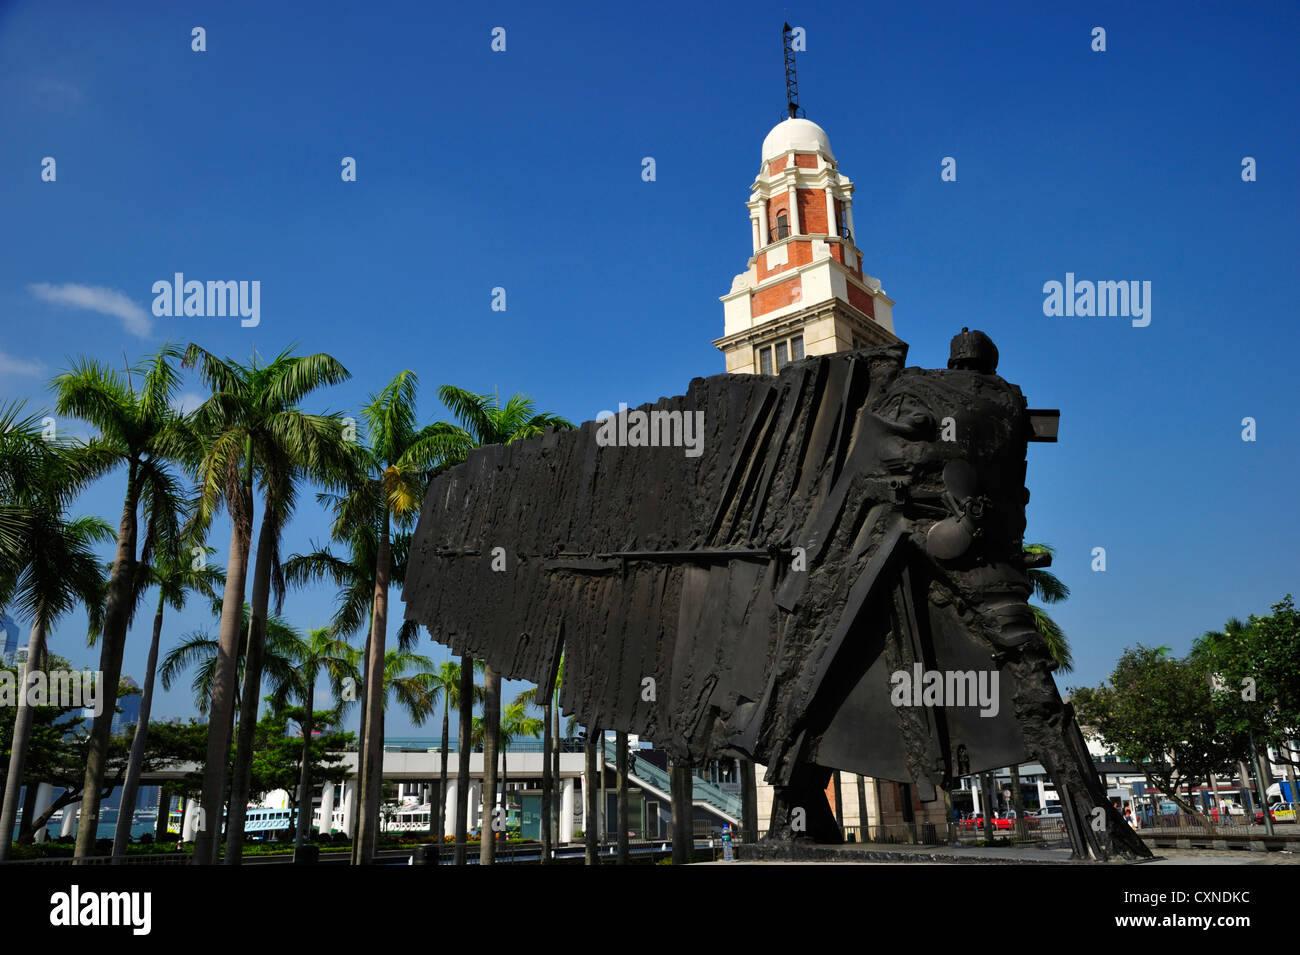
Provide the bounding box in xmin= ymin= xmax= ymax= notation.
xmin=600 ymin=741 xmax=743 ymax=821
xmin=405 ymin=836 xmax=723 ymax=865
xmin=1135 ymin=812 xmax=1297 ymax=838
xmin=1 ymin=852 xmax=191 ymax=865
xmin=383 ymin=738 xmax=588 ymax=754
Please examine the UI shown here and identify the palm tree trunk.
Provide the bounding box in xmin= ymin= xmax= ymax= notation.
xmin=980 ymin=772 xmax=996 ymax=842
xmin=1010 ymin=764 xmax=1028 ymax=840
xmin=437 ymin=697 xmax=449 ymax=846
xmin=113 ymin=599 xmax=166 ymax=860
xmin=356 ymin=519 xmax=391 ymax=865
xmin=194 ymin=487 xmax=253 ymax=866
xmin=0 ymin=620 xmax=49 ymax=861
xmin=616 ymin=730 xmax=629 ymax=864
xmin=453 ymin=657 xmax=472 ymax=865
xmin=832 ymin=770 xmax=845 ymax=836
xmin=225 ymin=508 xmax=277 ymax=864
xmin=295 ymin=679 xmax=316 ymax=848
xmin=670 ymin=758 xmax=692 ymax=865
xmin=584 ymin=726 xmax=599 ymax=865
xmin=74 ymin=473 xmax=140 ymax=861
xmin=479 ymin=664 xmax=500 ymax=865
xmin=540 ymin=695 xmax=552 ymax=863
xmin=349 ymin=632 xmax=369 ymax=865
xmin=856 ymin=774 xmax=869 ymax=842
xmin=499 ymin=744 xmax=508 ymax=856
xmin=740 ymin=759 xmax=759 ymax=843
xmin=17 ymin=778 xmax=39 ymax=844
xmin=551 ymin=702 xmax=560 ymax=842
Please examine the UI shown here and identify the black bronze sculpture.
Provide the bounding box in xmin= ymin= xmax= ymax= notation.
xmin=403 ymin=330 xmax=1151 ymax=860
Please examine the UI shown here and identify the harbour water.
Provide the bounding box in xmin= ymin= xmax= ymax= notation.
xmin=12 ymin=809 xmax=163 ymax=843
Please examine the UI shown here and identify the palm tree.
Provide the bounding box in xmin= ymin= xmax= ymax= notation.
xmin=0 ymin=505 xmax=110 ymax=860
xmin=1005 ymin=542 xmax=1074 ymax=837
xmin=366 ymin=647 xmax=439 ymax=844
xmin=323 ymin=371 xmax=466 ymax=864
xmin=0 ymin=400 xmax=110 ymax=861
xmin=1025 ymin=542 xmax=1073 ymax=673
xmin=159 ymin=605 xmax=303 ymax=717
xmin=268 ymin=626 xmax=358 ymax=849
xmin=427 ymin=660 xmax=483 ymax=844
xmin=181 ymin=344 xmax=350 ymax=865
xmin=436 ymin=384 xmax=573 ymax=863
xmin=515 ymin=655 xmax=572 ymax=860
xmin=282 ymin=523 xmax=421 ymax=858
xmin=109 ymin=544 xmax=225 ymax=860
xmin=51 ymin=347 xmax=194 ymax=860
xmin=497 ymin=700 xmax=542 ymax=849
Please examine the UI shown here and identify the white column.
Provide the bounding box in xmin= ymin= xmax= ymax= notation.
xmin=560 ymin=777 xmax=575 ymax=844
xmin=318 ymin=782 xmax=335 ymax=835
xmin=1036 ymin=777 xmax=1046 ymax=810
xmin=31 ymin=782 xmax=53 ymax=842
xmin=844 ymin=201 xmax=856 ymax=240
xmin=340 ymin=780 xmax=356 ymax=837
xmin=757 ymin=202 xmax=769 ymax=247
xmin=824 ymin=189 xmax=837 ymax=237
xmin=468 ymin=782 xmax=481 ymax=831
xmin=182 ymin=798 xmax=199 ymax=841
xmin=444 ymin=780 xmax=458 ymax=832
xmin=751 ymin=217 xmax=761 ymax=253
xmin=787 ymin=186 xmax=800 ymax=235
xmin=61 ymin=802 xmax=79 ymax=837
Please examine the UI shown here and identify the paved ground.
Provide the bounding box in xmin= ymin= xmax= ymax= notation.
xmin=725 ymin=840 xmax=1300 ymax=865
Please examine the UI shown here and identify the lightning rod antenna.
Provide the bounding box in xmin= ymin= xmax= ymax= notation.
xmin=783 ymin=22 xmax=804 ymax=120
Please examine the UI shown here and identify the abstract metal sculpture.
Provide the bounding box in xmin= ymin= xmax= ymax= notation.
xmin=403 ymin=330 xmax=1151 ymax=860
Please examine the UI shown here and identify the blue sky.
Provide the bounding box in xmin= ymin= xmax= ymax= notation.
xmin=1 ymin=0 xmax=1297 ymax=737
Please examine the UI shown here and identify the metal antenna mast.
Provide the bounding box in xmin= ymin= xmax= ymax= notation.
xmin=783 ymin=22 xmax=804 ymax=119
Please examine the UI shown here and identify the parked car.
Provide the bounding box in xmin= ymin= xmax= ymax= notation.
xmin=1034 ymin=806 xmax=1065 ymax=829
xmin=1256 ymin=802 xmax=1295 ymax=823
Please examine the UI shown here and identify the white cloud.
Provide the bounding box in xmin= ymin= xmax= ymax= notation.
xmin=0 ymin=349 xmax=48 ymax=378
xmin=29 ymin=282 xmax=152 ymax=338
xmin=174 ymin=391 xmax=207 ymax=414
xmin=32 ymin=78 xmax=86 ymax=108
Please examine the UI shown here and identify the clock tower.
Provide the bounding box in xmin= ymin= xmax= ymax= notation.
xmin=714 ymin=114 xmax=899 ymax=375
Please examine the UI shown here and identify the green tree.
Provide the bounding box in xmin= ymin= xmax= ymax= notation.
xmin=0 ymin=421 xmax=112 ymax=860
xmin=496 ymin=700 xmax=542 ymax=846
xmin=1071 ymin=646 xmax=1237 ymax=824
xmin=426 ymin=660 xmax=483 ymax=842
xmin=50 ymin=347 xmax=194 ymax=860
xmin=269 ymin=626 xmax=358 ymax=848
xmin=247 ymin=705 xmax=354 ymax=830
xmin=324 ymin=371 xmax=465 ymax=864
xmin=1193 ymin=600 xmax=1300 ymax=814
xmin=159 ymin=605 xmax=302 ymax=716
xmin=109 ymin=544 xmax=225 ymax=859
xmin=1024 ymin=543 xmax=1073 ymax=673
xmin=436 ymin=384 xmax=573 ymax=864
xmin=182 ymin=344 xmax=350 ymax=865
xmin=282 ymin=523 xmax=423 ymax=858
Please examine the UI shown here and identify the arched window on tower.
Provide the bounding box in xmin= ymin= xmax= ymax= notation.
xmin=772 ymin=211 xmax=790 ymax=241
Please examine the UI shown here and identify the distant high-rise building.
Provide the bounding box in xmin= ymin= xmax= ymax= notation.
xmin=113 ymin=676 xmax=142 ymax=736
xmin=0 ymin=612 xmax=18 ymax=665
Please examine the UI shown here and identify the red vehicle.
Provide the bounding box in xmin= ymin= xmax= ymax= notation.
xmin=960 ymin=811 xmax=1038 ymax=831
